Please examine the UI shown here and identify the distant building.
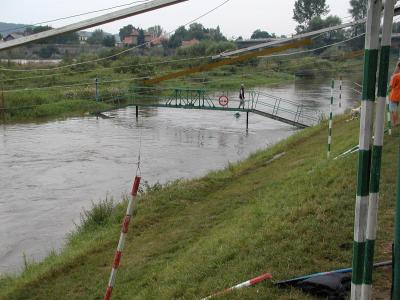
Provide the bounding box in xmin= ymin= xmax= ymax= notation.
xmin=122 ymin=30 xmax=153 ymax=46
xmin=77 ymin=31 xmax=91 ymax=44
xmin=181 ymin=38 xmax=200 ymax=47
xmin=3 ymin=33 xmax=24 ymax=42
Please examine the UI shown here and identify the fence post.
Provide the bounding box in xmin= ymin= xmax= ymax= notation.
xmin=339 ymin=76 xmax=343 ymax=108
xmin=95 ymin=75 xmax=100 ymax=102
xmin=351 ymin=1 xmax=381 ymax=299
xmin=362 ymin=1 xmax=395 ymax=299
xmin=327 ymin=79 xmax=334 ymax=159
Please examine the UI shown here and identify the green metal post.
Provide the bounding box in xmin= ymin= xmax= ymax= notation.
xmin=393 ymin=144 xmax=400 ymax=299
xmin=327 ymin=79 xmax=334 ymax=159
xmin=362 ymin=1 xmax=395 ymax=299
xmin=351 ymin=1 xmax=381 ymax=299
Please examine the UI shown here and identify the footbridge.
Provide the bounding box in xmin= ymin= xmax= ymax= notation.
xmin=96 ymin=87 xmax=321 ymax=129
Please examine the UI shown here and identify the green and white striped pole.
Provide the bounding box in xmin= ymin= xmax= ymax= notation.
xmin=339 ymin=76 xmax=343 ymax=108
xmin=351 ymin=0 xmax=381 ymax=299
xmin=362 ymin=1 xmax=395 ymax=299
xmin=327 ymin=79 xmax=334 ymax=159
xmin=387 ymin=97 xmax=392 ymax=135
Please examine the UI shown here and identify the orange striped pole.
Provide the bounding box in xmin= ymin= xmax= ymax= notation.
xmin=104 ymin=176 xmax=141 ymax=300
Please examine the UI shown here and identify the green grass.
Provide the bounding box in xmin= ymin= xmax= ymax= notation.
xmin=0 ymin=114 xmax=396 ymax=299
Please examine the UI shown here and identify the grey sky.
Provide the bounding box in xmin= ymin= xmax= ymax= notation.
xmin=1 ymin=0 xmax=353 ymax=39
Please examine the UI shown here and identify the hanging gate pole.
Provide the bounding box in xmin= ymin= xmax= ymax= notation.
xmin=104 ymin=176 xmax=141 ymax=300
xmin=351 ymin=1 xmax=381 ymax=299
xmin=327 ymin=79 xmax=334 ymax=159
xmin=362 ymin=1 xmax=395 ymax=299
xmin=387 ymin=96 xmax=392 ymax=135
xmin=339 ymin=76 xmax=343 ymax=108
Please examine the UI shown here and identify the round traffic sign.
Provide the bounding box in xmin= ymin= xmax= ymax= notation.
xmin=219 ymin=95 xmax=229 ymax=107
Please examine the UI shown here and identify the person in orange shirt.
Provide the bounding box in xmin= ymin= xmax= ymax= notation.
xmin=389 ymin=61 xmax=400 ymax=126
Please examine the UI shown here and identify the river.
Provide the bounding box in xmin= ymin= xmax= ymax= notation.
xmin=0 ymin=78 xmax=360 ymax=274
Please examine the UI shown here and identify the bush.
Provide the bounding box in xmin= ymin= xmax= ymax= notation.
xmin=75 ymin=197 xmax=115 ymax=233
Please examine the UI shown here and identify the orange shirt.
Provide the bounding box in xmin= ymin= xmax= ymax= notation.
xmin=390 ymin=73 xmax=400 ymax=102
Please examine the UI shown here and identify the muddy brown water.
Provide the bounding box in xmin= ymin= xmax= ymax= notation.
xmin=0 ymin=78 xmax=360 ymax=274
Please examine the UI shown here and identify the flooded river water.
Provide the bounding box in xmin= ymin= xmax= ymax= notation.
xmin=0 ymin=78 xmax=360 ymax=274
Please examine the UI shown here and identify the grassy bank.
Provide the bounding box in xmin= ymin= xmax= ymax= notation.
xmin=0 ymin=114 xmax=396 ymax=299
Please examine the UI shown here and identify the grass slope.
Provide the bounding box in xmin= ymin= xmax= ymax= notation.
xmin=0 ymin=115 xmax=396 ymax=299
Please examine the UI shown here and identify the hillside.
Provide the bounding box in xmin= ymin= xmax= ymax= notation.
xmin=0 ymin=115 xmax=395 ymax=299
xmin=0 ymin=22 xmax=26 ymax=36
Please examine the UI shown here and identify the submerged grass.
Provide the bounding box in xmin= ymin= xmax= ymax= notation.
xmin=0 ymin=114 xmax=395 ymax=299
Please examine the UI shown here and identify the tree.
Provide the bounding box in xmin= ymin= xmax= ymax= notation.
xmin=102 ymin=35 xmax=116 ymax=47
xmin=137 ymin=29 xmax=145 ymax=47
xmin=251 ymin=29 xmax=276 ymax=39
xmin=349 ymin=0 xmax=367 ymax=20
xmin=293 ymin=0 xmax=329 ymax=32
xmin=24 ymin=25 xmax=78 ymax=44
xmin=348 ymin=0 xmax=367 ymax=50
xmin=87 ymin=29 xmax=105 ymax=44
xmin=119 ymin=24 xmax=134 ymax=41
xmin=188 ymin=23 xmax=206 ymax=40
xmin=37 ymin=45 xmax=59 ymax=58
xmin=147 ymin=25 xmax=163 ymax=37
xmin=209 ymin=26 xmax=226 ymax=41
xmin=168 ymin=26 xmax=188 ymax=48
xmin=306 ymin=16 xmax=344 ymax=53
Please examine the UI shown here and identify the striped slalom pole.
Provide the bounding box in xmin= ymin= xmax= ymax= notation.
xmin=104 ymin=176 xmax=141 ymax=300
xmin=362 ymin=1 xmax=395 ymax=299
xmin=387 ymin=97 xmax=392 ymax=135
xmin=339 ymin=76 xmax=343 ymax=108
xmin=327 ymin=79 xmax=334 ymax=159
xmin=351 ymin=1 xmax=381 ymax=299
xmin=201 ymin=273 xmax=272 ymax=300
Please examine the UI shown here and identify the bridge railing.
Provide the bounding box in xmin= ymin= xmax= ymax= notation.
xmin=99 ymin=87 xmax=321 ymax=127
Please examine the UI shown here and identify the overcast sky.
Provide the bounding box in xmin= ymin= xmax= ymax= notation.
xmin=1 ymin=0 xmax=354 ymax=39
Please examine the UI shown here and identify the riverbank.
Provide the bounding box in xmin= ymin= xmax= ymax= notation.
xmin=0 ymin=54 xmax=362 ymax=124
xmin=0 ymin=114 xmax=395 ymax=299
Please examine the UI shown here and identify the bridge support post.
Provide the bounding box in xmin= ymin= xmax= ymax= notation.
xmin=95 ymin=75 xmax=99 ymax=102
xmin=246 ymin=111 xmax=249 ymax=130
xmin=136 ymin=106 xmax=139 ymax=118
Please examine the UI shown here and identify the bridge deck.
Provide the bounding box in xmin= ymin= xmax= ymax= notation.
xmin=94 ymin=103 xmax=309 ymax=129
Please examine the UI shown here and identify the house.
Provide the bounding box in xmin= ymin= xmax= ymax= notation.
xmin=181 ymin=38 xmax=200 ymax=47
xmin=3 ymin=33 xmax=24 ymax=42
xmin=77 ymin=31 xmax=92 ymax=44
xmin=122 ymin=30 xmax=153 ymax=46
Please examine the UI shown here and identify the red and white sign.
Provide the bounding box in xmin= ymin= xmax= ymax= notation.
xmin=219 ymin=95 xmax=229 ymax=107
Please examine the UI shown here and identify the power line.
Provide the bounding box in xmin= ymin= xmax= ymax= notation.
xmin=0 ymin=0 xmax=151 ymax=34
xmin=3 ymin=31 xmax=368 ymax=92
xmin=0 ymin=0 xmax=232 ymax=73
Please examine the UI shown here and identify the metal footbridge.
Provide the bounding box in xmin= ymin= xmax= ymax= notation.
xmin=96 ymin=87 xmax=321 ymax=129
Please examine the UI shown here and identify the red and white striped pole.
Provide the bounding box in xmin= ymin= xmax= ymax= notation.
xmin=201 ymin=273 xmax=272 ymax=300
xmin=104 ymin=176 xmax=141 ymax=300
